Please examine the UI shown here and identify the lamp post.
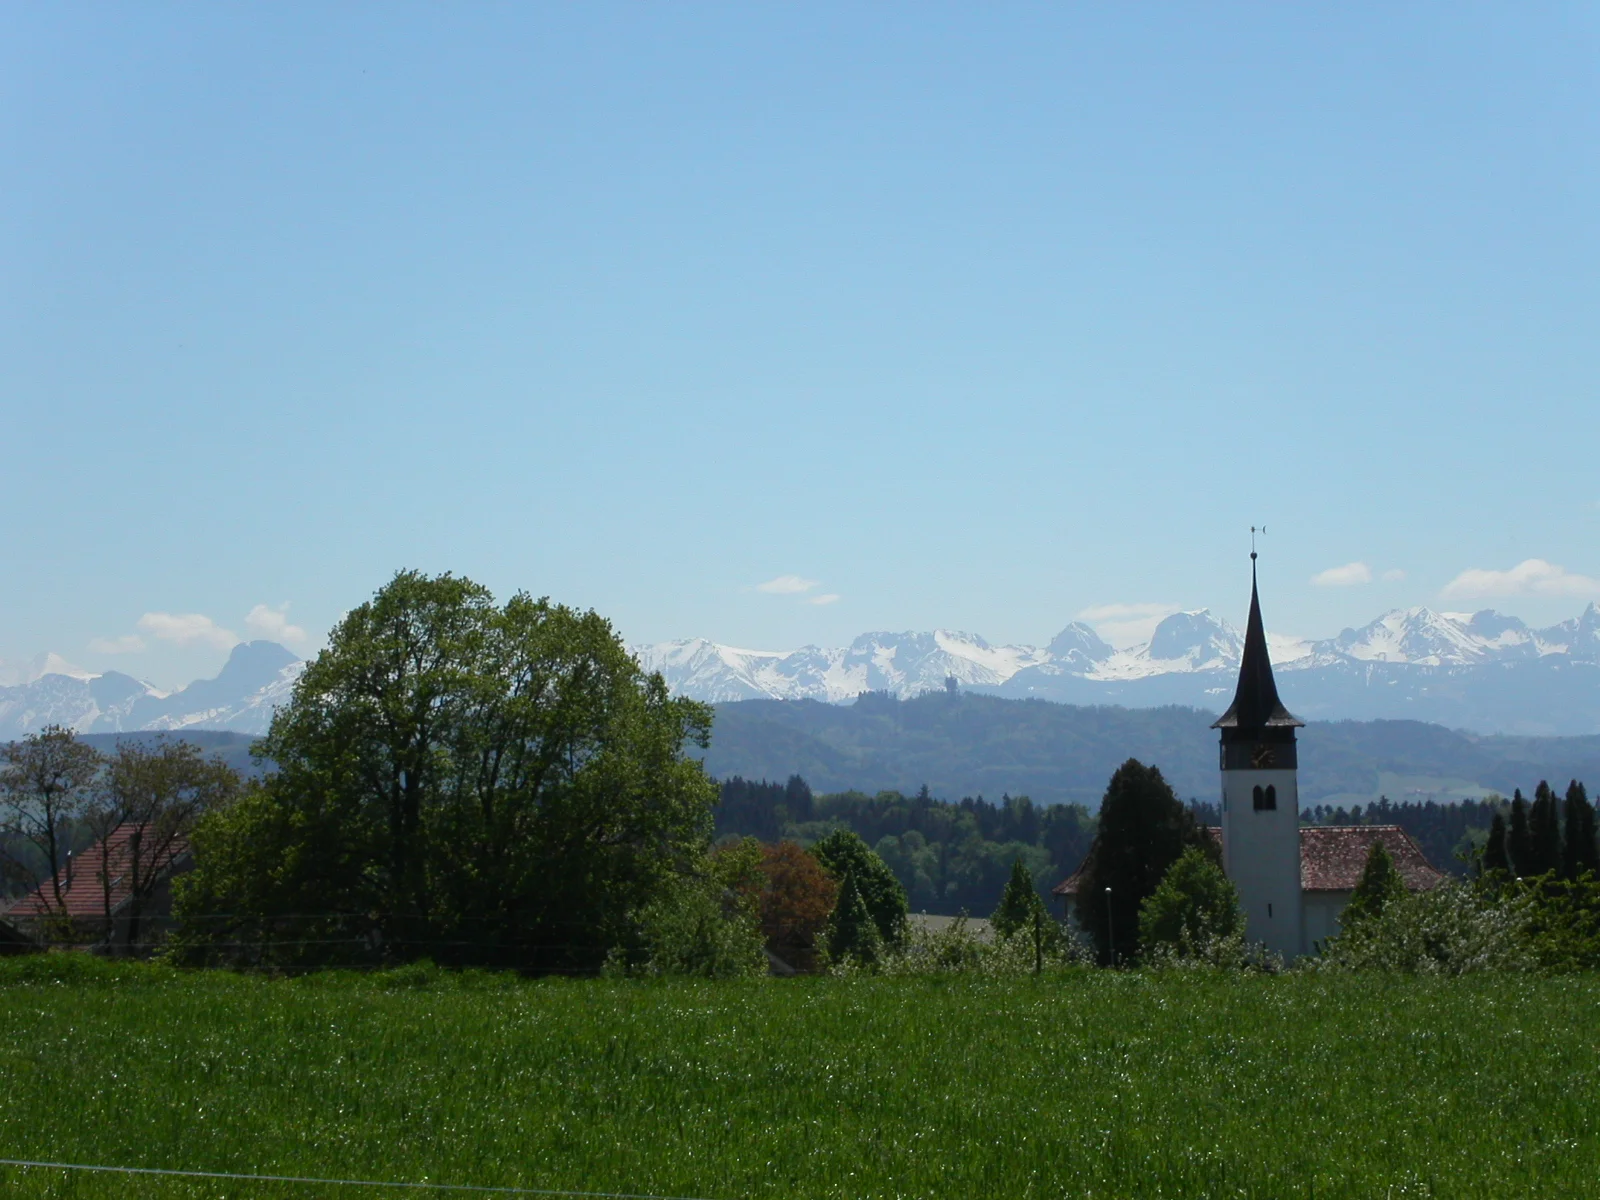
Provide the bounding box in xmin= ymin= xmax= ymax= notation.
xmin=1105 ymin=885 xmax=1114 ymax=968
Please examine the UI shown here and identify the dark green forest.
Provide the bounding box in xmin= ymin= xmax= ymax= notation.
xmin=703 ymin=691 xmax=1600 ymax=808
xmin=718 ymin=777 xmax=1524 ymax=917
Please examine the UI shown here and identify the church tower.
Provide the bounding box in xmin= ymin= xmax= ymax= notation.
xmin=1213 ymin=555 xmax=1305 ymax=958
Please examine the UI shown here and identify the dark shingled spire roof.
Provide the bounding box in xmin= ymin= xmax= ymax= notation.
xmin=1212 ymin=557 xmax=1303 ymax=731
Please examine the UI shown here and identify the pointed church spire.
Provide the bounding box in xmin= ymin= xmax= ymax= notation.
xmin=1213 ymin=552 xmax=1303 ymax=731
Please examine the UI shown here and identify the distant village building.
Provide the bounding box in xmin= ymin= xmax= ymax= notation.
xmin=2 ymin=825 xmax=192 ymax=951
xmin=1055 ymin=556 xmax=1445 ymax=958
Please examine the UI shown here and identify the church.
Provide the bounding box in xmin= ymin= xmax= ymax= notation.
xmin=1056 ymin=556 xmax=1445 ymax=959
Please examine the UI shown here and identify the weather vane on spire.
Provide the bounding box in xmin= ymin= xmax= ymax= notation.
xmin=1250 ymin=525 xmax=1266 ymax=561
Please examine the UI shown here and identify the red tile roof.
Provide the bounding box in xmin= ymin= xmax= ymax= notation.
xmin=3 ymin=825 xmax=191 ymax=922
xmin=1052 ymin=825 xmax=1445 ymax=896
xmin=1301 ymin=825 xmax=1445 ymax=893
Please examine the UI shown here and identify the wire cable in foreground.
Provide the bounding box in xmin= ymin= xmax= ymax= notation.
xmin=0 ymin=1158 xmax=718 ymax=1200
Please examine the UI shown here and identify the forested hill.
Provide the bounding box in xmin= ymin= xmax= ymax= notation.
xmin=701 ymin=692 xmax=1600 ymax=809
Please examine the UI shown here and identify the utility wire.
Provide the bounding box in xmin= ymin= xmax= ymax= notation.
xmin=0 ymin=1158 xmax=717 ymax=1200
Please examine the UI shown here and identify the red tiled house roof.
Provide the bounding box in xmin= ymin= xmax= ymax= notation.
xmin=4 ymin=825 xmax=191 ymax=923
xmin=1052 ymin=825 xmax=1444 ymax=896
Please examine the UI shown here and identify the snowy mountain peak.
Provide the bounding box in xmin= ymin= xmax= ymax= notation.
xmin=1046 ymin=622 xmax=1114 ymax=665
xmin=1144 ymin=609 xmax=1241 ymax=667
xmin=0 ymin=642 xmax=304 ymax=739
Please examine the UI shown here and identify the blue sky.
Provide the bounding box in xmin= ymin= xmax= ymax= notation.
xmin=3 ymin=4 xmax=1599 ymax=687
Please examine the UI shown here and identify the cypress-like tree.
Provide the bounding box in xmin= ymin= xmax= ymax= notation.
xmin=825 ymin=873 xmax=882 ymax=968
xmin=1343 ymin=840 xmax=1406 ymax=926
xmin=1562 ymin=780 xmax=1599 ymax=880
xmin=1507 ymin=790 xmax=1533 ymax=877
xmin=1481 ymin=811 xmax=1511 ymax=875
xmin=991 ymin=858 xmax=1048 ymax=939
xmin=811 ymin=829 xmax=909 ymax=946
xmin=1073 ymin=758 xmax=1207 ymax=965
xmin=1527 ymin=781 xmax=1563 ymax=878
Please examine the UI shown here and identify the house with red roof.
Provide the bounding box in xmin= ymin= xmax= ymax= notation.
xmin=2 ymin=824 xmax=192 ymax=951
xmin=1053 ymin=558 xmax=1446 ymax=958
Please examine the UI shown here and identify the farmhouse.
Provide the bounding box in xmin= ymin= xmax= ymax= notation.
xmin=2 ymin=824 xmax=193 ymax=950
xmin=1054 ymin=556 xmax=1446 ymax=958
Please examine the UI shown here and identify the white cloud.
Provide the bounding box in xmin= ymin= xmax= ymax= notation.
xmin=807 ymin=593 xmax=842 ymax=606
xmin=245 ymin=602 xmax=310 ymax=647
xmin=1441 ymin=558 xmax=1600 ymax=600
xmin=1382 ymin=568 xmax=1406 ymax=582
xmin=1078 ymin=602 xmax=1177 ymax=649
xmin=1078 ymin=602 xmax=1174 ymax=623
xmin=136 ymin=611 xmax=240 ymax=650
xmin=755 ymin=574 xmax=819 ymax=595
xmin=88 ymin=634 xmax=147 ymax=654
xmin=1310 ymin=562 xmax=1373 ymax=587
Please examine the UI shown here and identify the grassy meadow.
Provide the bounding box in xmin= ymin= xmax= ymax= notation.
xmin=0 ymin=958 xmax=1596 ymax=1199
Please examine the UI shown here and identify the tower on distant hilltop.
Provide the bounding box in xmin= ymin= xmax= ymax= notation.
xmin=1213 ymin=553 xmax=1305 ymax=958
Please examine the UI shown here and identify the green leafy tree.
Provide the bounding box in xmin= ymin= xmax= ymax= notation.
xmin=811 ymin=828 xmax=908 ymax=946
xmin=1481 ymin=811 xmax=1511 ymax=876
xmin=990 ymin=857 xmax=1047 ymax=939
xmin=1343 ymin=841 xmax=1406 ymax=927
xmin=1507 ymin=791 xmax=1532 ymax=877
xmin=1526 ymin=781 xmax=1563 ymax=878
xmin=611 ymin=845 xmax=766 ymax=979
xmin=825 ymin=873 xmax=883 ymax=969
xmin=1561 ymin=781 xmax=1597 ymax=881
xmin=172 ymin=570 xmax=718 ymax=972
xmin=1073 ymin=759 xmax=1208 ymax=965
xmin=1138 ymin=846 xmax=1243 ymax=958
xmin=0 ymin=726 xmax=102 ymax=912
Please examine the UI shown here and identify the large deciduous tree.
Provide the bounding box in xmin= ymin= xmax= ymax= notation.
xmin=1073 ymin=758 xmax=1208 ymax=965
xmin=172 ymin=570 xmax=718 ymax=972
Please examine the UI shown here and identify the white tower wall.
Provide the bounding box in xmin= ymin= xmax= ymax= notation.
xmin=1221 ymin=766 xmax=1302 ymax=959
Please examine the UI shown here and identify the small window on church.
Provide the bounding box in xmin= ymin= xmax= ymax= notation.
xmin=1252 ymin=785 xmax=1265 ymax=810
xmin=1264 ymin=785 xmax=1277 ymax=810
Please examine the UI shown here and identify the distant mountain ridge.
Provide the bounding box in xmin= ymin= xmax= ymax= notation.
xmin=636 ymin=603 xmax=1600 ymax=735
xmin=0 ymin=641 xmax=302 ymax=740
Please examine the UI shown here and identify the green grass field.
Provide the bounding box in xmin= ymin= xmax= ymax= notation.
xmin=1 ymin=958 xmax=1596 ymax=1199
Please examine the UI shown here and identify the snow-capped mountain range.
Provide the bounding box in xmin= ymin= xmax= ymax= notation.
xmin=635 ymin=604 xmax=1600 ymax=735
xmin=4 ymin=603 xmax=1600 ymax=739
xmin=0 ymin=641 xmax=302 ymax=741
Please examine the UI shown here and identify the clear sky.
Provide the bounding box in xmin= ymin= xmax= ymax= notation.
xmin=4 ymin=4 xmax=1599 ymax=687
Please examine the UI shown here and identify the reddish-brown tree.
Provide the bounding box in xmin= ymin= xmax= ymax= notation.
xmin=758 ymin=840 xmax=838 ymax=973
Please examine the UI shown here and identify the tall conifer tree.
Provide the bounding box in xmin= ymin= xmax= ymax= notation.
xmin=1344 ymin=841 xmax=1406 ymax=926
xmin=1528 ymin=781 xmax=1563 ymax=878
xmin=1507 ymin=790 xmax=1533 ymax=877
xmin=1073 ymin=758 xmax=1207 ymax=965
xmin=1481 ymin=812 xmax=1510 ymax=876
xmin=1562 ymin=780 xmax=1599 ymax=880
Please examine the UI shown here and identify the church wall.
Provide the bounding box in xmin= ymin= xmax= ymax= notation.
xmin=1222 ymin=766 xmax=1303 ymax=958
xmin=1301 ymin=890 xmax=1350 ymax=956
